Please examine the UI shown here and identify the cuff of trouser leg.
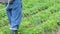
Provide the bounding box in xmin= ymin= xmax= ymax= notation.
xmin=10 ymin=25 xmax=19 ymax=30
xmin=10 ymin=28 xmax=18 ymax=30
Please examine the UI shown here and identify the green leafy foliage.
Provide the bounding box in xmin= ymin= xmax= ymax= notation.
xmin=0 ymin=0 xmax=60 ymax=34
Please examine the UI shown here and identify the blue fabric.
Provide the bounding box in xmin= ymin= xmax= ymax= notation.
xmin=6 ymin=0 xmax=22 ymax=30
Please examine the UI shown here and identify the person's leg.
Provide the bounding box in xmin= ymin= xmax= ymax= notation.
xmin=5 ymin=0 xmax=22 ymax=34
xmin=10 ymin=0 xmax=22 ymax=30
xmin=6 ymin=7 xmax=22 ymax=34
xmin=9 ymin=6 xmax=22 ymax=34
xmin=10 ymin=6 xmax=22 ymax=30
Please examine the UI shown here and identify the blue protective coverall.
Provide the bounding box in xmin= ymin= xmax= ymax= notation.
xmin=5 ymin=0 xmax=22 ymax=30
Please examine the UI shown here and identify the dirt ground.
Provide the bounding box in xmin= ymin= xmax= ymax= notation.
xmin=56 ymin=26 xmax=60 ymax=34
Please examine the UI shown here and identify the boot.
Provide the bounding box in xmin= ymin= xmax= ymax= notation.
xmin=10 ymin=30 xmax=18 ymax=34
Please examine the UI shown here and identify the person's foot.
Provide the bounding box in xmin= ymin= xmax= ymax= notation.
xmin=10 ymin=30 xmax=18 ymax=34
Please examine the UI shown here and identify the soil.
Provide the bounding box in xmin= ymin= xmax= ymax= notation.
xmin=56 ymin=26 xmax=60 ymax=34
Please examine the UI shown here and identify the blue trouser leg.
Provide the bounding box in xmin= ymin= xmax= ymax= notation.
xmin=6 ymin=8 xmax=12 ymax=24
xmin=6 ymin=0 xmax=22 ymax=30
xmin=10 ymin=6 xmax=22 ymax=30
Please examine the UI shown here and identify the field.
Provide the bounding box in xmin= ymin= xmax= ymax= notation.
xmin=0 ymin=0 xmax=60 ymax=34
